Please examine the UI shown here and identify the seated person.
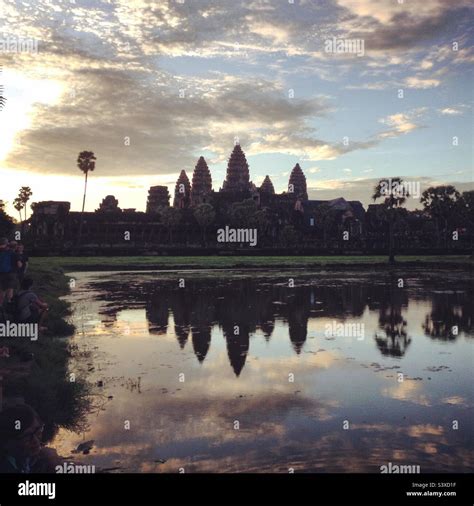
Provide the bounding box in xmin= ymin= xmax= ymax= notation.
xmin=16 ymin=278 xmax=49 ymax=325
xmin=0 ymin=404 xmax=63 ymax=473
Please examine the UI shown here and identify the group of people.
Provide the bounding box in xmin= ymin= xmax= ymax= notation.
xmin=0 ymin=241 xmax=59 ymax=473
xmin=0 ymin=237 xmax=48 ymax=325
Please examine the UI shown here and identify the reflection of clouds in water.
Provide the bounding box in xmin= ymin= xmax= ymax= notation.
xmin=55 ymin=271 xmax=474 ymax=472
xmin=52 ymin=392 xmax=474 ymax=472
xmin=381 ymin=380 xmax=431 ymax=407
xmin=53 ymin=392 xmax=338 ymax=471
xmin=441 ymin=396 xmax=468 ymax=406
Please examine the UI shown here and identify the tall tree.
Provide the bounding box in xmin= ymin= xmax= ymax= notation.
xmin=372 ymin=178 xmax=409 ymax=263
xmin=77 ymin=151 xmax=96 ymax=246
xmin=457 ymin=190 xmax=474 ymax=255
xmin=19 ymin=186 xmax=33 ymax=221
xmin=193 ymin=203 xmax=215 ymax=246
xmin=420 ymin=185 xmax=460 ymax=248
xmin=13 ymin=196 xmax=24 ymax=224
xmin=0 ymin=200 xmax=14 ymax=236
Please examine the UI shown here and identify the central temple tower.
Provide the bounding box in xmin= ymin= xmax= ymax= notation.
xmin=222 ymin=144 xmax=250 ymax=193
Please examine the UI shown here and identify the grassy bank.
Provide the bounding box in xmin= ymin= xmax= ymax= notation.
xmin=28 ymin=265 xmax=75 ymax=336
xmin=30 ymin=255 xmax=474 ymax=272
xmin=0 ymin=265 xmax=89 ymax=439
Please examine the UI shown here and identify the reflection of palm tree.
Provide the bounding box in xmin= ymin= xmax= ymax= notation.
xmin=374 ymin=287 xmax=410 ymax=358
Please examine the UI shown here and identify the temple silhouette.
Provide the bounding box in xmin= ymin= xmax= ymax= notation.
xmin=27 ymin=144 xmax=367 ymax=250
xmin=91 ymin=275 xmax=473 ymax=376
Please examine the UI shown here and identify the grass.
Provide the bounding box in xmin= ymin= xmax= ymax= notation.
xmin=30 ymin=255 xmax=474 ymax=272
xmin=0 ymin=264 xmax=89 ymax=439
xmin=27 ymin=265 xmax=75 ymax=336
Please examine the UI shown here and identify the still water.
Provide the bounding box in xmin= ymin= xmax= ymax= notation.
xmin=51 ymin=269 xmax=473 ymax=473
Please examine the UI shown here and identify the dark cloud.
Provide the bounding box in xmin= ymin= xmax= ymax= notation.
xmin=355 ymin=6 xmax=474 ymax=51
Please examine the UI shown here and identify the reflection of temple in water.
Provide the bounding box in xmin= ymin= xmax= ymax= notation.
xmin=90 ymin=272 xmax=474 ymax=374
xmin=142 ymin=278 xmax=375 ymax=374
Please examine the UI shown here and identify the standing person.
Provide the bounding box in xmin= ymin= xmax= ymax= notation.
xmin=0 ymin=238 xmax=20 ymax=306
xmin=15 ymin=244 xmax=29 ymax=284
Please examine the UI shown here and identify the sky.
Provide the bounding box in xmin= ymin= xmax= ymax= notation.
xmin=0 ymin=0 xmax=473 ymax=215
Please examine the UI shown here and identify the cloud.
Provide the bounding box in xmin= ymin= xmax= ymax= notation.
xmin=405 ymin=76 xmax=440 ymax=89
xmin=4 ymin=66 xmax=334 ymax=176
xmin=378 ymin=108 xmax=427 ymax=139
xmin=439 ymin=107 xmax=463 ymax=115
xmin=338 ymin=0 xmax=473 ymax=52
xmin=0 ymin=0 xmax=471 ymax=189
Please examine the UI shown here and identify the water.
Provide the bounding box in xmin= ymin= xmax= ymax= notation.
xmin=51 ymin=269 xmax=473 ymax=473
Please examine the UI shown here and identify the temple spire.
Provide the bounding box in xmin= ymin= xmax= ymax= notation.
xmin=260 ymin=175 xmax=275 ymax=194
xmin=191 ymin=156 xmax=212 ymax=206
xmin=288 ymin=163 xmax=308 ymax=200
xmin=173 ymin=169 xmax=191 ymax=208
xmin=222 ymin=144 xmax=250 ymax=193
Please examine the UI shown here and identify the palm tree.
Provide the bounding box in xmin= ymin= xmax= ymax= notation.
xmin=13 ymin=197 xmax=24 ymax=224
xmin=19 ymin=186 xmax=32 ymax=221
xmin=77 ymin=151 xmax=96 ymax=246
xmin=372 ymin=178 xmax=408 ymax=263
xmin=193 ymin=203 xmax=215 ymax=246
